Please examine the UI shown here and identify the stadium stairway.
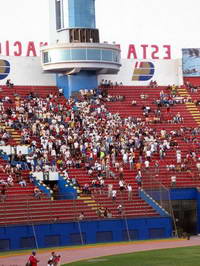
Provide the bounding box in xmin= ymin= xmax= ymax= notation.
xmin=67 ymin=167 xmax=160 ymax=218
xmin=177 ymin=87 xmax=200 ymax=125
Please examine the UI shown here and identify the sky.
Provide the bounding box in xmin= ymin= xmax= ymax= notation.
xmin=0 ymin=0 xmax=200 ymax=58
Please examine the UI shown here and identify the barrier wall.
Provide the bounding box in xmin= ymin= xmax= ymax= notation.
xmin=98 ymin=59 xmax=183 ymax=86
xmin=0 ymin=217 xmax=172 ymax=251
xmin=0 ymin=56 xmax=56 ymax=86
xmin=0 ymin=56 xmax=183 ymax=88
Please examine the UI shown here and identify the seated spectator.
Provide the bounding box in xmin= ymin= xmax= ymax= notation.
xmin=0 ymin=185 xmax=6 ymax=202
xmin=78 ymin=212 xmax=84 ymax=221
xmin=117 ymin=204 xmax=123 ymax=215
xmin=82 ymin=183 xmax=91 ymax=195
xmin=103 ymin=208 xmax=110 ymax=218
xmin=6 ymin=79 xmax=14 ymax=88
xmin=34 ymin=187 xmax=41 ymax=199
xmin=171 ymin=175 xmax=176 ymax=187
xmin=58 ymin=88 xmax=63 ymax=96
xmin=112 ymin=190 xmax=117 ymax=201
xmin=7 ymin=175 xmax=14 ymax=186
xmin=19 ymin=178 xmax=27 ymax=187
xmin=131 ymin=100 xmax=137 ymax=106
xmin=107 ymin=210 xmax=112 ymax=218
xmin=96 ymin=207 xmax=105 ymax=218
xmin=196 ymin=160 xmax=200 ymax=172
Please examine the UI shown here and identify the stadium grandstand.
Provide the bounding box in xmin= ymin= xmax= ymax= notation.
xmin=1 ymin=0 xmax=200 ymax=252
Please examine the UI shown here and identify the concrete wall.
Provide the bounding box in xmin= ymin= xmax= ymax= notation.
xmin=98 ymin=59 xmax=183 ymax=86
xmin=0 ymin=56 xmax=56 ymax=86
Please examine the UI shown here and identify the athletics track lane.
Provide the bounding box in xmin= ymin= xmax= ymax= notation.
xmin=0 ymin=237 xmax=200 ymax=266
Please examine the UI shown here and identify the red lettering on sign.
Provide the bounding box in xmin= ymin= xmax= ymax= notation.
xmin=127 ymin=44 xmax=137 ymax=59
xmin=26 ymin=41 xmax=37 ymax=56
xmin=163 ymin=45 xmax=171 ymax=59
xmin=141 ymin=44 xmax=148 ymax=59
xmin=151 ymin=45 xmax=159 ymax=59
xmin=14 ymin=41 xmax=22 ymax=56
xmin=6 ymin=40 xmax=10 ymax=56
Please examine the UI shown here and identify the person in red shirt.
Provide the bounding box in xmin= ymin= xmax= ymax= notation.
xmin=28 ymin=251 xmax=39 ymax=266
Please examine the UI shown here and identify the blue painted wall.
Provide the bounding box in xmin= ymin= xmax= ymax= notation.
xmin=56 ymin=71 xmax=97 ymax=98
xmin=170 ymin=188 xmax=197 ymax=200
xmin=196 ymin=190 xmax=200 ymax=233
xmin=0 ymin=217 xmax=172 ymax=250
xmin=56 ymin=74 xmax=69 ymax=98
xmin=68 ymin=71 xmax=97 ymax=94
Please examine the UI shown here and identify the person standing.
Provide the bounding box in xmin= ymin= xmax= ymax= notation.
xmin=27 ymin=251 xmax=39 ymax=266
xmin=127 ymin=184 xmax=133 ymax=200
xmin=47 ymin=251 xmax=58 ymax=266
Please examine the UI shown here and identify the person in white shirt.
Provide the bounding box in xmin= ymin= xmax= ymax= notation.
xmin=19 ymin=179 xmax=26 ymax=187
xmin=171 ymin=176 xmax=176 ymax=187
xmin=119 ymin=180 xmax=125 ymax=191
xmin=144 ymin=160 xmax=150 ymax=169
xmin=112 ymin=190 xmax=117 ymax=200
xmin=127 ymin=184 xmax=132 ymax=200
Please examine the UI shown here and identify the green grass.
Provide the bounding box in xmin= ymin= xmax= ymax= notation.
xmin=62 ymin=246 xmax=200 ymax=266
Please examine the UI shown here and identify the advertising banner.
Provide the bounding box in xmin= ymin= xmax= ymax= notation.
xmin=98 ymin=59 xmax=183 ymax=86
xmin=182 ymin=48 xmax=200 ymax=77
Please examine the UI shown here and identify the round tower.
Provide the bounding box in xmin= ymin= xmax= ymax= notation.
xmin=41 ymin=0 xmax=121 ymax=98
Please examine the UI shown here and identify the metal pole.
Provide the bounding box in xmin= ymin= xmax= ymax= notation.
xmin=32 ymin=223 xmax=39 ymax=249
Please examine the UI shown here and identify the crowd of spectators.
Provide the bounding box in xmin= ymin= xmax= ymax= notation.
xmin=1 ymin=80 xmax=200 ymax=206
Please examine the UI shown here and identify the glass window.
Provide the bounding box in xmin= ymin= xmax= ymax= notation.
xmin=49 ymin=49 xmax=71 ymax=62
xmin=55 ymin=0 xmax=62 ymax=30
xmin=102 ymin=49 xmax=113 ymax=62
xmin=87 ymin=49 xmax=101 ymax=60
xmin=43 ymin=52 xmax=50 ymax=63
xmin=113 ymin=51 xmax=120 ymax=63
xmin=71 ymin=49 xmax=86 ymax=60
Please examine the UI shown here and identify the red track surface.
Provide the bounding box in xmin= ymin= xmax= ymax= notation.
xmin=0 ymin=237 xmax=200 ymax=265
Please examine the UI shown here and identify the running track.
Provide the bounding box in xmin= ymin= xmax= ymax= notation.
xmin=0 ymin=237 xmax=200 ymax=266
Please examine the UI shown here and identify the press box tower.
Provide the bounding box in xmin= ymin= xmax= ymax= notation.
xmin=41 ymin=0 xmax=121 ymax=97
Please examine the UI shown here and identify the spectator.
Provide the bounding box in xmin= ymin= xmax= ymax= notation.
xmin=34 ymin=187 xmax=41 ymax=199
xmin=0 ymin=185 xmax=6 ymax=202
xmin=117 ymin=204 xmax=123 ymax=215
xmin=112 ymin=190 xmax=117 ymax=201
xmin=47 ymin=251 xmax=61 ymax=266
xmin=27 ymin=251 xmax=39 ymax=266
xmin=7 ymin=175 xmax=14 ymax=186
xmin=135 ymin=173 xmax=142 ymax=187
xmin=78 ymin=212 xmax=84 ymax=221
xmin=127 ymin=184 xmax=132 ymax=200
xmin=171 ymin=175 xmax=176 ymax=187
xmin=6 ymin=79 xmax=14 ymax=88
xmin=107 ymin=183 xmax=113 ymax=198
xmin=19 ymin=178 xmax=27 ymax=187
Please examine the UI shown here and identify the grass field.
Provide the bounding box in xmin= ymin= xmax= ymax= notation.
xmin=62 ymin=246 xmax=200 ymax=266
